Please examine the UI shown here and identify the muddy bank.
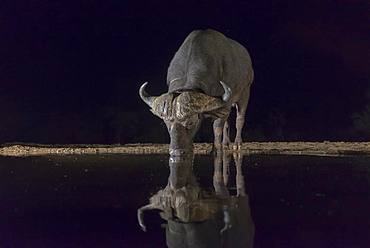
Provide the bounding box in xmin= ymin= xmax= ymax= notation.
xmin=1 ymin=142 xmax=370 ymax=157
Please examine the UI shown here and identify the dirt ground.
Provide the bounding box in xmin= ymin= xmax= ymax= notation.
xmin=1 ymin=142 xmax=370 ymax=157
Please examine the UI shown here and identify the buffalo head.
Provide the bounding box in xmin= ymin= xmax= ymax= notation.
xmin=139 ymin=81 xmax=231 ymax=155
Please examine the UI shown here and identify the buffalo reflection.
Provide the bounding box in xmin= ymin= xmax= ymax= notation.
xmin=137 ymin=151 xmax=254 ymax=247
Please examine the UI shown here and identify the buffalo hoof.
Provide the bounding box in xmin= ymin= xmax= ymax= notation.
xmin=233 ymin=143 xmax=242 ymax=150
xmin=213 ymin=143 xmax=230 ymax=152
xmin=212 ymin=144 xmax=224 ymax=156
xmin=222 ymin=143 xmax=230 ymax=150
xmin=213 ymin=143 xmax=222 ymax=150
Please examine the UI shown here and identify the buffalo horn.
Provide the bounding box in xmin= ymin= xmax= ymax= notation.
xmin=220 ymin=81 xmax=231 ymax=102
xmin=139 ymin=82 xmax=156 ymax=108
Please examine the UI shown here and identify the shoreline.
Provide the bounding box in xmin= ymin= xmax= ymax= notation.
xmin=1 ymin=142 xmax=370 ymax=157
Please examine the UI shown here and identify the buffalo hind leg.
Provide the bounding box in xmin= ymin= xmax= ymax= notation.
xmin=213 ymin=118 xmax=225 ymax=150
xmin=234 ymin=90 xmax=250 ymax=150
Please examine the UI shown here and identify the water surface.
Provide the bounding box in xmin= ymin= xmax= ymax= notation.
xmin=0 ymin=154 xmax=369 ymax=247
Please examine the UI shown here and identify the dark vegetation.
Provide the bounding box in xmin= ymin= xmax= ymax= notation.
xmin=1 ymin=88 xmax=369 ymax=144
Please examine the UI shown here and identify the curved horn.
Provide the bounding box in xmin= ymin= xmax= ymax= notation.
xmin=139 ymin=82 xmax=156 ymax=108
xmin=220 ymin=81 xmax=231 ymax=102
xmin=137 ymin=204 xmax=155 ymax=232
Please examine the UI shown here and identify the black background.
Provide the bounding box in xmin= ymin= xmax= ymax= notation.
xmin=0 ymin=0 xmax=369 ymax=144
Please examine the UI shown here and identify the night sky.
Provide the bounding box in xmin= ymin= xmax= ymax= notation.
xmin=0 ymin=0 xmax=369 ymax=144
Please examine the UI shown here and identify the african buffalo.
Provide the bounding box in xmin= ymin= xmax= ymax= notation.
xmin=139 ymin=29 xmax=254 ymax=155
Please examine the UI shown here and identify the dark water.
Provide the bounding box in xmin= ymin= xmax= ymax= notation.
xmin=0 ymin=154 xmax=370 ymax=247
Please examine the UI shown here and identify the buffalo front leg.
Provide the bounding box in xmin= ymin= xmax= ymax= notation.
xmin=213 ymin=118 xmax=225 ymax=150
xmin=222 ymin=120 xmax=231 ymax=148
